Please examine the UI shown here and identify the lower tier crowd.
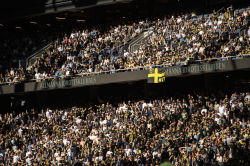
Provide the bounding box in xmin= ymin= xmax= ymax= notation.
xmin=0 ymin=85 xmax=250 ymax=166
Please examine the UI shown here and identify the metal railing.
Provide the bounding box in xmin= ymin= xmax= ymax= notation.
xmin=1 ymin=54 xmax=250 ymax=85
xmin=126 ymin=22 xmax=155 ymax=53
xmin=238 ymin=25 xmax=248 ymax=37
xmin=73 ymin=54 xmax=250 ymax=76
xmin=217 ymin=7 xmax=225 ymax=15
xmin=18 ymin=43 xmax=51 ymax=69
xmin=130 ymin=30 xmax=154 ymax=55
xmin=185 ymin=13 xmax=193 ymax=20
xmin=129 ymin=30 xmax=148 ymax=53
xmin=26 ymin=43 xmax=51 ymax=68
xmin=193 ymin=54 xmax=249 ymax=62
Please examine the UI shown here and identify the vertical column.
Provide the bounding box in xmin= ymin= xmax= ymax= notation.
xmin=205 ymin=73 xmax=213 ymax=91
xmin=90 ymin=86 xmax=98 ymax=101
xmin=204 ymin=73 xmax=223 ymax=91
xmin=0 ymin=94 xmax=11 ymax=113
xmin=144 ymin=80 xmax=153 ymax=101
xmin=37 ymin=91 xmax=51 ymax=110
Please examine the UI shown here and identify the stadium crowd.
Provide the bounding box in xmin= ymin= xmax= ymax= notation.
xmin=1 ymin=6 xmax=250 ymax=84
xmin=0 ymin=82 xmax=250 ymax=166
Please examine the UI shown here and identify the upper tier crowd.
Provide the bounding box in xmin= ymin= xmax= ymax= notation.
xmin=0 ymin=83 xmax=250 ymax=166
xmin=1 ymin=6 xmax=250 ymax=84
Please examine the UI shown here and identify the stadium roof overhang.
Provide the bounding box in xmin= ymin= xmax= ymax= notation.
xmin=0 ymin=0 xmax=133 ymax=21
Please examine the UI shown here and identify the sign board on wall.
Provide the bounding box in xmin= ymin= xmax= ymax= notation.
xmin=0 ymin=58 xmax=250 ymax=95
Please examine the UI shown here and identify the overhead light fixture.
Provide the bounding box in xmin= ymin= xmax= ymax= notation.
xmin=0 ymin=24 xmax=3 ymax=26
xmin=77 ymin=20 xmax=85 ymax=22
xmin=123 ymin=17 xmax=125 ymax=18
xmin=30 ymin=22 xmax=37 ymax=24
xmin=15 ymin=27 xmax=21 ymax=29
xmin=226 ymin=76 xmax=229 ymax=77
xmin=47 ymin=24 xmax=51 ymax=26
xmin=56 ymin=17 xmax=65 ymax=19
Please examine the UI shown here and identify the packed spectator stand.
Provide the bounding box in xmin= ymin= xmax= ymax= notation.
xmin=0 ymin=81 xmax=250 ymax=166
xmin=1 ymin=3 xmax=250 ymax=166
xmin=0 ymin=6 xmax=250 ymax=85
xmin=0 ymin=7 xmax=250 ymax=83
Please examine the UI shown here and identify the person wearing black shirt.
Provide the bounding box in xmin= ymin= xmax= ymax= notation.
xmin=121 ymin=155 xmax=127 ymax=166
xmin=229 ymin=5 xmax=235 ymax=18
xmin=229 ymin=30 xmax=236 ymax=40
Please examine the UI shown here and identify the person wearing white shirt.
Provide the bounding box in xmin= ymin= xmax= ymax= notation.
xmin=67 ymin=55 xmax=72 ymax=60
xmin=152 ymin=149 xmax=158 ymax=159
xmin=124 ymin=50 xmax=129 ymax=57
xmin=231 ymin=100 xmax=237 ymax=108
xmin=42 ymin=71 xmax=47 ymax=78
xmin=147 ymin=121 xmax=152 ymax=129
xmin=13 ymin=153 xmax=19 ymax=163
xmin=82 ymin=30 xmax=87 ymax=36
xmin=95 ymin=155 xmax=103 ymax=161
xmin=98 ymin=36 xmax=103 ymax=41
xmin=99 ymin=117 xmax=104 ymax=125
xmin=70 ymin=33 xmax=75 ymax=38
xmin=218 ymin=19 xmax=222 ymax=25
xmin=18 ymin=127 xmax=23 ymax=136
xmin=66 ymin=70 xmax=71 ymax=76
xmin=67 ymin=148 xmax=71 ymax=157
xmin=54 ymin=150 xmax=59 ymax=157
xmin=165 ymin=45 xmax=170 ymax=51
xmin=208 ymin=20 xmax=213 ymax=26
xmin=133 ymin=147 xmax=138 ymax=155
xmin=63 ymin=138 xmax=69 ymax=146
xmin=56 ymin=153 xmax=61 ymax=162
xmin=201 ymin=106 xmax=207 ymax=114
xmin=216 ymin=154 xmax=223 ymax=164
xmin=224 ymin=46 xmax=229 ymax=52
xmin=10 ymin=69 xmax=14 ymax=76
xmin=244 ymin=92 xmax=250 ymax=101
xmin=214 ymin=115 xmax=221 ymax=125
xmin=26 ymin=151 xmax=31 ymax=157
xmin=188 ymin=47 xmax=193 ymax=53
xmin=124 ymin=145 xmax=132 ymax=156
xmin=58 ymin=45 xmax=63 ymax=52
xmin=101 ymin=118 xmax=107 ymax=125
xmin=115 ymin=122 xmax=120 ymax=128
xmin=218 ymin=103 xmax=225 ymax=116
xmin=177 ymin=16 xmax=182 ymax=24
xmin=107 ymin=148 xmax=113 ymax=155
xmin=26 ymin=155 xmax=32 ymax=165
xmin=142 ymin=101 xmax=147 ymax=110
xmin=135 ymin=28 xmax=141 ymax=33
xmin=35 ymin=71 xmax=41 ymax=80
xmin=157 ymin=149 xmax=161 ymax=158
xmin=148 ymin=101 xmax=153 ymax=108
xmin=199 ymin=30 xmax=204 ymax=35
xmin=88 ymin=133 xmax=97 ymax=141
xmin=76 ymin=117 xmax=81 ymax=124
xmin=143 ymin=151 xmax=148 ymax=157
xmin=176 ymin=33 xmax=180 ymax=39
xmin=46 ymin=110 xmax=50 ymax=119
xmin=248 ymin=26 xmax=250 ymax=37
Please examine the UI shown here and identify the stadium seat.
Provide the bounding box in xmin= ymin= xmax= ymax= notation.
xmin=235 ymin=9 xmax=239 ymax=14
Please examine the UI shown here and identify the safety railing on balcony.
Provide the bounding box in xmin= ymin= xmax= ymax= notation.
xmin=1 ymin=54 xmax=250 ymax=85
